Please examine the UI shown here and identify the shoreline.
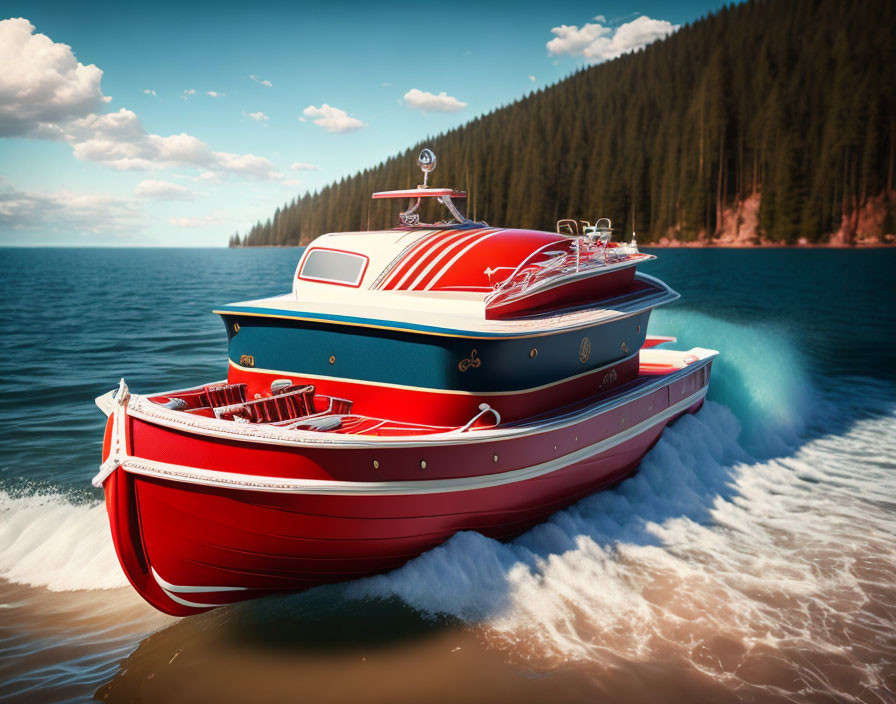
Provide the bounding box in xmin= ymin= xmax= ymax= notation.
xmin=229 ymin=241 xmax=896 ymax=250
xmin=642 ymin=241 xmax=895 ymax=249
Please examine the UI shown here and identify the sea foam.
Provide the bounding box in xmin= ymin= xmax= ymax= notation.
xmin=344 ymin=311 xmax=896 ymax=700
xmin=0 ymin=491 xmax=128 ymax=591
xmin=349 ymin=400 xmax=896 ymax=699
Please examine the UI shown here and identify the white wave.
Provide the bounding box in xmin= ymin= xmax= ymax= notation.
xmin=350 ymin=400 xmax=896 ymax=698
xmin=0 ymin=491 xmax=129 ymax=591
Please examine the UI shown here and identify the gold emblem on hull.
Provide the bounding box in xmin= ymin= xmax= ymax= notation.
xmin=239 ymin=354 xmax=255 ymax=367
xmin=599 ymin=369 xmax=618 ymax=388
xmin=458 ymin=349 xmax=481 ymax=372
xmin=579 ymin=337 xmax=591 ymax=364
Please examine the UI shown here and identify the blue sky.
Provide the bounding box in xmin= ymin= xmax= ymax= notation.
xmin=0 ymin=1 xmax=727 ymax=246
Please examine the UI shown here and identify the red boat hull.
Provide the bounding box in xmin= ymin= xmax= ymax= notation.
xmin=100 ymin=361 xmax=711 ymax=616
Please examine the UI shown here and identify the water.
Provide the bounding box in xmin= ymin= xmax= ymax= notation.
xmin=0 ymin=247 xmax=894 ymax=703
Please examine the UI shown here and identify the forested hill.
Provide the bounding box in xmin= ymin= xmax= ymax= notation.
xmin=234 ymin=0 xmax=895 ymax=247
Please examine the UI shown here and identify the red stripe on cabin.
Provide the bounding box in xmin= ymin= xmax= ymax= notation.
xmin=397 ymin=229 xmax=490 ymax=291
xmin=378 ymin=230 xmax=449 ymax=290
xmin=414 ymin=229 xmax=503 ymax=291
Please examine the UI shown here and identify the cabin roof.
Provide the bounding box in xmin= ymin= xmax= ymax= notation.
xmin=293 ymin=226 xmax=568 ymax=296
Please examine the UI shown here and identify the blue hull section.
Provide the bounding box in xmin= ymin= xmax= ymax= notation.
xmin=220 ymin=311 xmax=651 ymax=393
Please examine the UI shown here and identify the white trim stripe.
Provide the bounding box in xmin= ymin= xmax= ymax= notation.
xmin=406 ymin=229 xmax=493 ymax=290
xmin=380 ymin=230 xmax=448 ymax=289
xmin=369 ymin=229 xmax=435 ymax=289
xmin=424 ymin=230 xmax=503 ymax=291
xmin=122 ymin=388 xmax=706 ymax=496
xmin=389 ymin=229 xmax=484 ymax=290
xmin=160 ymin=588 xmax=233 ymax=609
xmin=151 ymin=567 xmax=248 ymax=592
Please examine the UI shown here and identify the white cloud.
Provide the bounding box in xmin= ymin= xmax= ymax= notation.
xmin=57 ymin=108 xmax=284 ymax=180
xmin=290 ymin=161 xmax=319 ymax=171
xmin=301 ymin=104 xmax=365 ymax=133
xmin=593 ymin=14 xmax=606 ymax=22
xmin=528 ymin=75 xmax=536 ymax=82
xmin=143 ymin=89 xmax=156 ymax=97
xmin=211 ymin=150 xmax=282 ymax=179
xmin=0 ymin=184 xmax=140 ymax=234
xmin=207 ymin=90 xmax=225 ymax=98
xmin=134 ymin=179 xmax=193 ymax=200
xmin=249 ymin=74 xmax=272 ymax=88
xmin=169 ymin=215 xmax=221 ymax=228
xmin=0 ymin=18 xmax=109 ymax=137
xmin=547 ymin=15 xmax=679 ymax=63
xmin=181 ymin=88 xmax=196 ymax=100
xmin=245 ymin=111 xmax=269 ymax=121
xmin=403 ymin=89 xmax=467 ymax=113
xmin=194 ymin=171 xmax=223 ymax=183
xmin=1 ymin=19 xmax=286 ymax=183
xmin=547 ymin=22 xmax=611 ymax=56
xmin=381 ymin=82 xmax=392 ymax=87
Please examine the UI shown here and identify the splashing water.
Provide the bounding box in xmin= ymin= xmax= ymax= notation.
xmin=0 ymin=491 xmax=127 ymax=591
xmin=340 ymin=310 xmax=896 ymax=700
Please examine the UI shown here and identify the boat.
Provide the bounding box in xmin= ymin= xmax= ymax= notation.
xmin=94 ymin=149 xmax=717 ymax=616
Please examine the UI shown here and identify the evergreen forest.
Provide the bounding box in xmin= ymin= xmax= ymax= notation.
xmin=233 ymin=0 xmax=895 ymax=247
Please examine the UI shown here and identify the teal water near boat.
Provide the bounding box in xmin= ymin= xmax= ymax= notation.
xmin=0 ymin=247 xmax=894 ymax=702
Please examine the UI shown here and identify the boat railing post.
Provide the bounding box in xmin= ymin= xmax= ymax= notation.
xmin=457 ymin=403 xmax=502 ymax=432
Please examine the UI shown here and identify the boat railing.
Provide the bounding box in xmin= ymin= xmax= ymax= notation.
xmin=556 ymin=219 xmax=594 ymax=237
xmin=486 ymin=231 xmax=645 ymax=307
xmin=490 ymin=241 xmax=575 ymax=295
xmin=456 ymin=403 xmax=502 ymax=432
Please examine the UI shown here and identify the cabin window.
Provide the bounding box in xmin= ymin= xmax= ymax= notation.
xmin=298 ymin=248 xmax=368 ymax=286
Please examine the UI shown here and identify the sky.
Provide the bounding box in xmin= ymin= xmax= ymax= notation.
xmin=0 ymin=1 xmax=728 ymax=246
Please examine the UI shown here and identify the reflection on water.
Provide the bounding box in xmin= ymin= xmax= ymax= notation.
xmin=95 ymin=595 xmax=736 ymax=704
xmin=0 ymin=247 xmax=894 ymax=703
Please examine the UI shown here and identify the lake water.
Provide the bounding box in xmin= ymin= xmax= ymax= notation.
xmin=1 ymin=247 xmax=894 ymax=703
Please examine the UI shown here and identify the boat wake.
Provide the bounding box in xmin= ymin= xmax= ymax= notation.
xmin=339 ymin=311 xmax=896 ymax=699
